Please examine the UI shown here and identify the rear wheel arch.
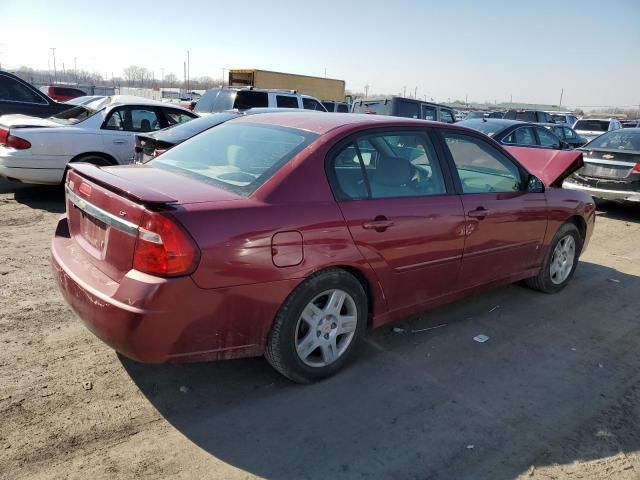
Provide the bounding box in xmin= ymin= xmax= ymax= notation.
xmin=68 ymin=152 xmax=118 ymax=166
xmin=331 ymin=265 xmax=375 ymax=327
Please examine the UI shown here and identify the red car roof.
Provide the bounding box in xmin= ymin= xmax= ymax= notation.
xmin=232 ymin=111 xmax=445 ymax=134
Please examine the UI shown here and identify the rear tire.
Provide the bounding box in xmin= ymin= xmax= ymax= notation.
xmin=265 ymin=268 xmax=368 ymax=383
xmin=525 ymin=223 xmax=583 ymax=293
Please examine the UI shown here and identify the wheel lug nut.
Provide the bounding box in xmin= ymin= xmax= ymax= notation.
xmin=331 ymin=323 xmax=337 ymax=329
xmin=324 ymin=334 xmax=329 ymax=339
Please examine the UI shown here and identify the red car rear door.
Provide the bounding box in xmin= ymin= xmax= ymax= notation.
xmin=436 ymin=130 xmax=548 ymax=290
xmin=328 ymin=130 xmax=466 ymax=314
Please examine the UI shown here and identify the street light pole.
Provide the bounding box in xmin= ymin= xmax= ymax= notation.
xmin=186 ymin=50 xmax=190 ymax=94
xmin=50 ymin=47 xmax=57 ymax=83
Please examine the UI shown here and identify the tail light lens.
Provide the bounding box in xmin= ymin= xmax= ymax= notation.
xmin=133 ymin=211 xmax=200 ymax=277
xmin=632 ymin=163 xmax=640 ymax=174
xmin=0 ymin=128 xmax=31 ymax=150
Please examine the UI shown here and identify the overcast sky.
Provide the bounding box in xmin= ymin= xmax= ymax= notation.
xmin=1 ymin=0 xmax=638 ymax=107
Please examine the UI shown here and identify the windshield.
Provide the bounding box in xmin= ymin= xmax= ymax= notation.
xmin=574 ymin=120 xmax=610 ymax=132
xmin=150 ymin=122 xmax=318 ymax=195
xmin=586 ymin=130 xmax=640 ymax=152
xmin=49 ymin=105 xmax=97 ymax=125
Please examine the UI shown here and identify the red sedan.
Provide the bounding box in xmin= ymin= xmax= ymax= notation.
xmin=51 ymin=113 xmax=595 ymax=382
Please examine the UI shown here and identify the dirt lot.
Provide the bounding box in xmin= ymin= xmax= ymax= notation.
xmin=1 ymin=178 xmax=639 ymax=480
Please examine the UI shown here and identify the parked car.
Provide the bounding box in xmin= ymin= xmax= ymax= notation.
xmin=194 ymin=87 xmax=327 ymax=113
xmin=487 ymin=111 xmax=504 ymax=119
xmin=573 ymin=118 xmax=622 ymax=142
xmin=135 ymin=108 xmax=304 ymax=163
xmin=0 ymin=70 xmax=72 ymax=118
xmin=456 ymin=119 xmax=571 ymax=150
xmin=548 ymin=112 xmax=578 ymax=127
xmin=547 ymin=124 xmax=588 ymax=148
xmin=321 ymin=100 xmax=351 ymax=113
xmin=63 ymin=95 xmax=106 ymax=106
xmin=564 ymin=128 xmax=640 ymax=203
xmin=352 ymin=96 xmax=456 ymax=123
xmin=503 ymin=110 xmax=555 ymax=124
xmin=39 ymin=85 xmax=86 ymax=102
xmin=621 ymin=120 xmax=640 ymax=128
xmin=454 ymin=110 xmax=467 ymax=121
xmin=51 ymin=112 xmax=594 ymax=383
xmin=0 ymin=95 xmax=197 ymax=185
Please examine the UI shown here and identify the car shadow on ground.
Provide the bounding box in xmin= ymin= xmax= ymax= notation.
xmin=1 ymin=179 xmax=65 ymax=214
xmin=596 ymin=200 xmax=639 ymax=224
xmin=121 ymin=261 xmax=640 ymax=480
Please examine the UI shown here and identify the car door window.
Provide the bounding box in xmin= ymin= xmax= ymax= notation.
xmin=442 ymin=132 xmax=523 ymax=194
xmin=164 ymin=109 xmax=194 ymax=126
xmin=503 ymin=127 xmax=537 ymax=146
xmin=563 ymin=127 xmax=576 ymax=139
xmin=131 ymin=109 xmax=161 ymax=132
xmin=337 ymin=103 xmax=350 ymax=113
xmin=421 ymin=105 xmax=436 ymax=121
xmin=104 ymin=108 xmax=127 ymax=131
xmin=396 ymin=101 xmax=420 ymax=119
xmin=439 ymin=109 xmax=455 ymax=123
xmin=0 ymin=75 xmax=46 ymax=104
xmin=552 ymin=126 xmax=565 ymax=139
xmin=276 ymin=95 xmax=299 ymax=108
xmin=302 ymin=98 xmax=325 ymax=111
xmin=331 ymin=132 xmax=446 ymax=199
xmin=536 ymin=127 xmax=561 ymax=148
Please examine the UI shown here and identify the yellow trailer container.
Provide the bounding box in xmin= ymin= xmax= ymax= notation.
xmin=228 ymin=69 xmax=345 ymax=101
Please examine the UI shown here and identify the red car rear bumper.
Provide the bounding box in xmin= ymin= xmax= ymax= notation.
xmin=51 ymin=216 xmax=301 ymax=363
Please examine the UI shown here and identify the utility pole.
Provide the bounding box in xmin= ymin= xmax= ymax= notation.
xmin=183 ymin=61 xmax=187 ymax=94
xmin=414 ymin=86 xmax=417 ymax=99
xmin=186 ymin=50 xmax=190 ymax=94
xmin=559 ymin=88 xmax=564 ymax=108
xmin=364 ymin=84 xmax=370 ymax=99
xmin=50 ymin=47 xmax=57 ymax=83
xmin=403 ymin=85 xmax=407 ymax=97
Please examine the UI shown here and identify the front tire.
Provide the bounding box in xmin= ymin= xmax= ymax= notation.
xmin=265 ymin=268 xmax=368 ymax=383
xmin=525 ymin=223 xmax=583 ymax=293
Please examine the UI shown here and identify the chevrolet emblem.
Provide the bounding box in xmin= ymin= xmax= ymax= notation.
xmin=602 ymin=154 xmax=614 ymax=159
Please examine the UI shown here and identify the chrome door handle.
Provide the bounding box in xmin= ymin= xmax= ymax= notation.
xmin=362 ymin=219 xmax=394 ymax=231
xmin=112 ymin=140 xmax=127 ymax=144
xmin=468 ymin=207 xmax=489 ymax=219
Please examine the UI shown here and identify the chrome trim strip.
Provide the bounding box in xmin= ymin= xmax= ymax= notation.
xmin=583 ymin=158 xmax=637 ymax=167
xmin=65 ymin=186 xmax=138 ymax=236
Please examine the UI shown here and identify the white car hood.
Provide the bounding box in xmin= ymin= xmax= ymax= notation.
xmin=0 ymin=114 xmax=62 ymax=128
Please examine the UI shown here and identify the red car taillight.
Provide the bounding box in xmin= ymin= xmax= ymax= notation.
xmin=133 ymin=211 xmax=200 ymax=277
xmin=632 ymin=163 xmax=640 ymax=174
xmin=0 ymin=128 xmax=31 ymax=150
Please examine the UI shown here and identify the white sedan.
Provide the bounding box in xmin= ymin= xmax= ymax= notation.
xmin=0 ymin=95 xmax=197 ymax=184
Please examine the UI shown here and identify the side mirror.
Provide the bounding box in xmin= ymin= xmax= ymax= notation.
xmin=527 ymin=174 xmax=545 ymax=193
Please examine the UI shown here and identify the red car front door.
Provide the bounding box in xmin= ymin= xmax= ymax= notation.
xmin=438 ymin=130 xmax=548 ymax=290
xmin=329 ymin=130 xmax=466 ymax=314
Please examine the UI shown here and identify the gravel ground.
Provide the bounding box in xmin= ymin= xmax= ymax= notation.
xmin=1 ymin=178 xmax=639 ymax=480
